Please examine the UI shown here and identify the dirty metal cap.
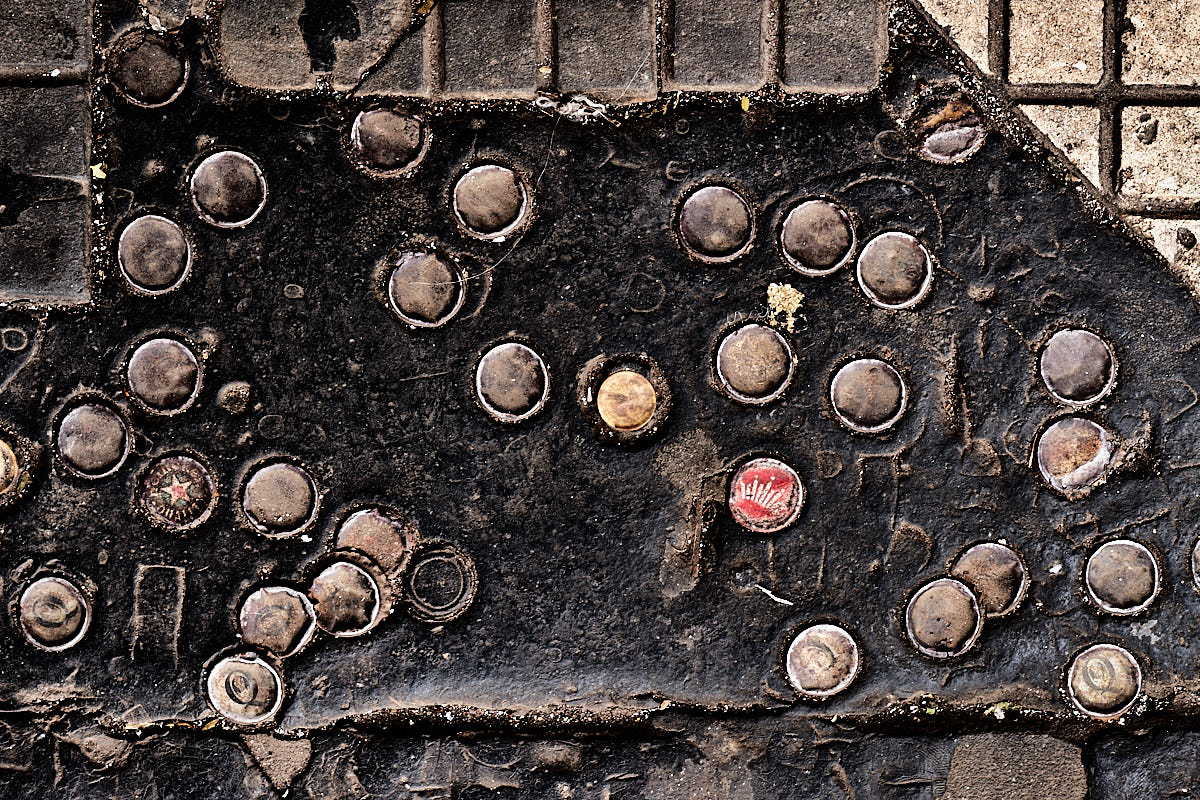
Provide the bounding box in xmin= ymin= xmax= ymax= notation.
xmin=1035 ymin=417 xmax=1114 ymax=499
xmin=402 ymin=541 xmax=479 ymax=624
xmin=785 ymin=623 xmax=860 ymax=699
xmin=676 ymin=184 xmax=754 ymax=263
xmin=905 ymin=89 xmax=988 ymax=165
xmin=205 ymin=652 xmax=285 ymax=727
xmin=1084 ymin=539 xmax=1160 ymax=616
xmin=336 ymin=507 xmax=420 ymax=576
xmin=55 ymin=400 xmax=130 ymax=478
xmin=117 ymin=215 xmax=192 ymax=294
xmin=951 ymin=542 xmax=1028 ymax=617
xmin=596 ymin=370 xmax=657 ymax=431
xmin=0 ymin=425 xmax=37 ymax=505
xmin=239 ymin=586 xmax=317 ymax=657
xmin=1193 ymin=538 xmax=1200 ymax=595
xmin=1039 ymin=329 xmax=1116 ymax=407
xmin=190 ymin=150 xmax=268 ymax=228
xmin=714 ymin=322 xmax=795 ymax=404
xmin=856 ymin=231 xmax=934 ymax=309
xmin=452 ymin=164 xmax=530 ymax=240
xmin=0 ymin=438 xmax=20 ymax=497
xmin=351 ymin=109 xmax=428 ymax=174
xmin=905 ymin=577 xmax=983 ymax=658
xmin=137 ymin=453 xmax=217 ymax=531
xmin=108 ymin=31 xmax=189 ymax=108
xmin=18 ymin=576 xmax=91 ymax=652
xmin=387 ymin=251 xmax=465 ymax=328
xmin=241 ymin=460 xmax=318 ymax=537
xmin=829 ymin=357 xmax=907 ymax=433
xmin=727 ymin=457 xmax=805 ymax=534
xmin=475 ymin=341 xmax=550 ymax=423
xmin=1066 ymin=643 xmax=1142 ymax=719
xmin=577 ymin=354 xmax=671 ymax=447
xmin=919 ymin=121 xmax=987 ymax=164
xmin=125 ymin=336 xmax=201 ymax=414
xmin=309 ymin=559 xmax=385 ymax=637
xmin=780 ymin=199 xmax=855 ymax=276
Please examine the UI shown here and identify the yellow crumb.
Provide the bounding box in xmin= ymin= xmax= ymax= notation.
xmin=767 ymin=283 xmax=804 ymax=331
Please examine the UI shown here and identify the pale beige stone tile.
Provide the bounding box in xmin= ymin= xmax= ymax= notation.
xmin=1128 ymin=215 xmax=1200 ymax=295
xmin=1124 ymin=0 xmax=1200 ymax=85
xmin=1009 ymin=0 xmax=1103 ymax=84
xmin=915 ymin=0 xmax=991 ymax=74
xmin=1020 ymin=105 xmax=1100 ymax=186
xmin=1120 ymin=106 xmax=1200 ymax=200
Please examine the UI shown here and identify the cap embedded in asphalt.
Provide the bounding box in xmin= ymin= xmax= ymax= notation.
xmin=715 ymin=322 xmax=794 ymax=404
xmin=1085 ymin=539 xmax=1159 ymax=615
xmin=117 ymin=215 xmax=192 ymax=294
xmin=951 ymin=542 xmax=1028 ymax=617
xmin=596 ymin=370 xmax=657 ymax=431
xmin=1036 ymin=416 xmax=1114 ymax=498
xmin=780 ymin=199 xmax=855 ymax=276
xmin=56 ymin=402 xmax=129 ymax=478
xmin=310 ymin=560 xmax=385 ymax=637
xmin=1040 ymin=328 xmax=1115 ymax=406
xmin=829 ymin=358 xmax=907 ymax=433
xmin=452 ymin=164 xmax=529 ymax=240
xmin=190 ymin=151 xmax=268 ymax=228
xmin=205 ymin=652 xmax=285 ymax=726
xmin=728 ymin=457 xmax=805 ymax=534
xmin=18 ymin=576 xmax=91 ymax=652
xmin=856 ymin=231 xmax=933 ymax=309
xmin=241 ymin=461 xmax=318 ymax=536
xmin=905 ymin=577 xmax=982 ymax=658
xmin=1067 ymin=644 xmax=1141 ymax=719
xmin=351 ymin=109 xmax=427 ymax=174
xmin=475 ymin=342 xmax=550 ymax=423
xmin=785 ymin=623 xmax=860 ymax=699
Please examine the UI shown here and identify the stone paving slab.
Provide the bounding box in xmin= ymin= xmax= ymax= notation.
xmin=0 ymin=0 xmax=90 ymax=70
xmin=214 ymin=0 xmax=889 ymax=98
xmin=0 ymin=3 xmax=91 ymax=306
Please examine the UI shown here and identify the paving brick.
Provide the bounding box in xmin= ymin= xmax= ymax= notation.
xmin=349 ymin=23 xmax=427 ymax=95
xmin=1124 ymin=0 xmax=1200 ymax=86
xmin=1008 ymin=0 xmax=1103 ymax=84
xmin=0 ymin=0 xmax=89 ymax=69
xmin=0 ymin=198 xmax=89 ymax=305
xmin=915 ymin=0 xmax=991 ymax=74
xmin=1120 ymin=106 xmax=1200 ymax=200
xmin=0 ymin=86 xmax=88 ymax=177
xmin=944 ymin=735 xmax=1086 ymax=800
xmin=672 ymin=0 xmax=762 ymax=89
xmin=142 ymin=0 xmax=192 ymax=30
xmin=1021 ymin=104 xmax=1100 ymax=186
xmin=331 ymin=0 xmax=420 ymax=92
xmin=557 ymin=0 xmax=656 ymax=99
xmin=781 ymin=0 xmax=885 ymax=92
xmin=442 ymin=0 xmax=536 ymax=97
xmin=218 ymin=0 xmax=316 ymax=91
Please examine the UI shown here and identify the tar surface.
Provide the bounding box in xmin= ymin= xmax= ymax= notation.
xmin=1 ymin=0 xmax=1198 ymax=797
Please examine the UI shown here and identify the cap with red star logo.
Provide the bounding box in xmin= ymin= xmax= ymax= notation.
xmin=138 ymin=453 xmax=216 ymax=530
